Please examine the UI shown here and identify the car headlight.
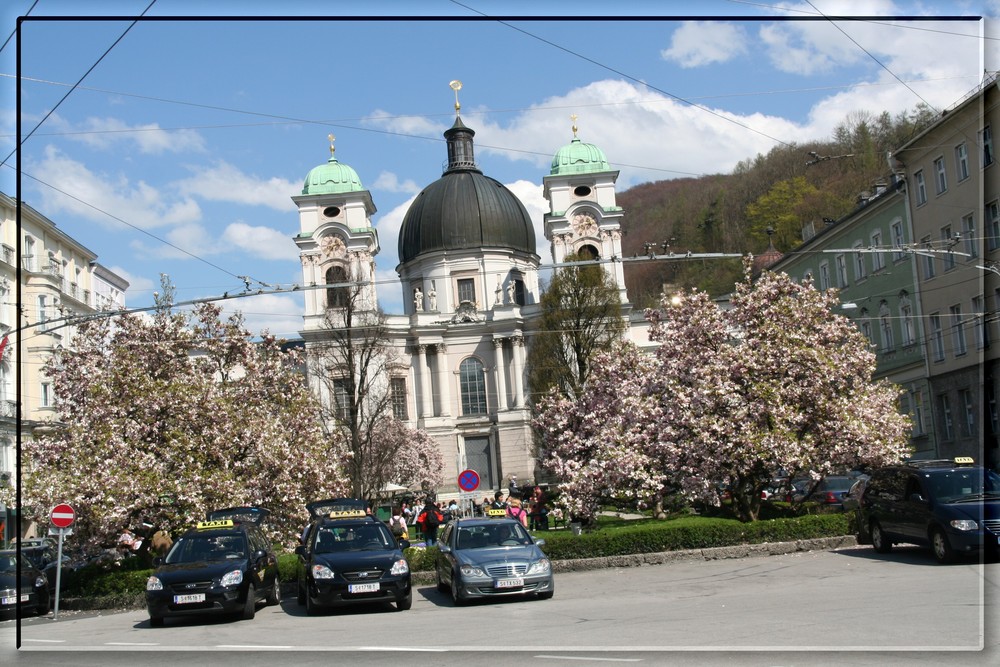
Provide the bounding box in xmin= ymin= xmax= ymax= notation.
xmin=311 ymin=564 xmax=335 ymax=579
xmin=526 ymin=558 xmax=551 ymax=575
xmin=950 ymin=519 xmax=978 ymax=531
xmin=390 ymin=558 xmax=409 ymax=576
xmin=146 ymin=576 xmax=163 ymax=591
xmin=459 ymin=563 xmax=485 ymax=577
xmin=220 ymin=569 xmax=243 ymax=587
xmin=34 ymin=576 xmax=47 ymax=589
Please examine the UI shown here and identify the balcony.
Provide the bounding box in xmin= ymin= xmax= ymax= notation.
xmin=0 ymin=400 xmax=17 ymax=419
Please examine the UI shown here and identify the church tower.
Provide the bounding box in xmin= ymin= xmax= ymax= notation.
xmin=542 ymin=116 xmax=628 ymax=303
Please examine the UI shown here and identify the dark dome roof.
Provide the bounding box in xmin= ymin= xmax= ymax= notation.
xmin=397 ymin=116 xmax=536 ymax=264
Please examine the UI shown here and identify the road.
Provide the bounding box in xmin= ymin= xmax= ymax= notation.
xmin=3 ymin=544 xmax=998 ymax=666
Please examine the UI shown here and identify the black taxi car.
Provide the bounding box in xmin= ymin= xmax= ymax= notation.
xmin=295 ymin=498 xmax=411 ymax=614
xmin=859 ymin=457 xmax=1000 ymax=564
xmin=145 ymin=507 xmax=280 ymax=626
xmin=0 ymin=549 xmax=50 ymax=617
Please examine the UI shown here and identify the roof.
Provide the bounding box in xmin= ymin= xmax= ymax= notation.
xmin=550 ymin=137 xmax=611 ymax=175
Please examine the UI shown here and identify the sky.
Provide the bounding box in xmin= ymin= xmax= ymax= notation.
xmin=2 ymin=0 xmax=997 ymax=338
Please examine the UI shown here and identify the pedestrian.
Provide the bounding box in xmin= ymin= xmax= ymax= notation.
xmin=150 ymin=530 xmax=172 ymax=557
xmin=530 ymin=485 xmax=549 ymax=530
xmin=388 ymin=507 xmax=409 ymax=541
xmin=489 ymin=490 xmax=508 ymax=512
xmin=509 ymin=474 xmax=520 ymax=498
xmin=507 ymin=497 xmax=528 ymax=527
xmin=416 ymin=499 xmax=444 ymax=547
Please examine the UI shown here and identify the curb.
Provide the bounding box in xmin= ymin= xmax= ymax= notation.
xmin=59 ymin=536 xmax=858 ymax=610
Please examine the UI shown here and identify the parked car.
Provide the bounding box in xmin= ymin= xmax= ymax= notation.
xmin=18 ymin=543 xmax=74 ymax=595
xmin=435 ymin=516 xmax=554 ymax=605
xmin=859 ymin=458 xmax=1000 ymax=564
xmin=805 ymin=475 xmax=858 ymax=509
xmin=0 ymin=550 xmax=50 ymax=616
xmin=145 ymin=507 xmax=280 ymax=626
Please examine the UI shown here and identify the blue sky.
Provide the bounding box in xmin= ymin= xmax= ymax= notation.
xmin=2 ymin=1 xmax=996 ymax=337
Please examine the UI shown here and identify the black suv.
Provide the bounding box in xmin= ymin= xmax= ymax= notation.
xmin=295 ymin=498 xmax=411 ymax=614
xmin=145 ymin=507 xmax=280 ymax=626
xmin=859 ymin=458 xmax=1000 ymax=563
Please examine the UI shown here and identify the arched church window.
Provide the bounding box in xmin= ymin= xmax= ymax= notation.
xmin=326 ymin=266 xmax=349 ymax=308
xmin=459 ymin=357 xmax=487 ymax=416
xmin=576 ymin=245 xmax=599 ymax=260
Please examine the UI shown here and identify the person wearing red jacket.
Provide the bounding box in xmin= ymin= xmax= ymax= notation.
xmin=416 ymin=499 xmax=444 ymax=546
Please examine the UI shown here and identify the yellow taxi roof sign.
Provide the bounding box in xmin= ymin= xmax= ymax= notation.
xmin=328 ymin=509 xmax=367 ymax=519
xmin=486 ymin=508 xmax=508 ymax=517
xmin=196 ymin=519 xmax=234 ymax=530
xmin=954 ymin=456 xmax=975 ymax=465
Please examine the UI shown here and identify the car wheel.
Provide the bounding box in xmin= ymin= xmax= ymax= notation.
xmin=870 ymin=520 xmax=892 ymax=554
xmin=931 ymin=528 xmax=955 ymax=564
xmin=395 ymin=592 xmax=412 ymax=611
xmin=537 ymin=590 xmax=554 ymax=600
xmin=296 ymin=579 xmax=306 ymax=606
xmin=450 ymin=571 xmax=465 ymax=606
xmin=240 ymin=584 xmax=256 ymax=620
xmin=149 ymin=615 xmax=164 ymax=627
xmin=265 ymin=579 xmax=281 ymax=606
xmin=305 ymin=587 xmax=320 ymax=616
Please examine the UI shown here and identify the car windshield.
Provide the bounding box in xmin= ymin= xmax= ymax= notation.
xmin=0 ymin=553 xmax=17 ymax=573
xmin=819 ymin=477 xmax=855 ymax=491
xmin=456 ymin=523 xmax=532 ymax=549
xmin=313 ymin=524 xmax=392 ymax=553
xmin=165 ymin=533 xmax=247 ymax=564
xmin=925 ymin=469 xmax=1000 ymax=502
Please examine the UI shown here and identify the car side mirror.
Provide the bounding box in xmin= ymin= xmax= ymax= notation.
xmin=253 ymin=549 xmax=266 ymax=561
xmin=533 ymin=538 xmax=546 ymax=547
xmin=294 ymin=545 xmax=306 ymax=557
xmin=437 ymin=544 xmax=451 ymax=554
xmin=398 ymin=539 xmax=410 ymax=550
xmin=152 ymin=556 xmax=163 ymax=567
xmin=909 ymin=493 xmax=926 ymax=503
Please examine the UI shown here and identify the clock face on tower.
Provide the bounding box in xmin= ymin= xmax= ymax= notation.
xmin=571 ymin=211 xmax=598 ymax=236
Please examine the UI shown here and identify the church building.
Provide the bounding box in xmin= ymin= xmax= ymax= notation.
xmin=291 ymin=89 xmax=642 ymax=497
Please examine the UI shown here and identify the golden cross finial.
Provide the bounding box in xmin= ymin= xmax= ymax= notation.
xmin=450 ymin=80 xmax=463 ymax=113
xmin=328 ymin=133 xmax=336 ymax=158
xmin=570 ymin=114 xmax=578 ymax=138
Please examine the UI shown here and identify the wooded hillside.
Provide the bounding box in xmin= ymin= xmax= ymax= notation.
xmin=617 ymin=104 xmax=939 ymax=308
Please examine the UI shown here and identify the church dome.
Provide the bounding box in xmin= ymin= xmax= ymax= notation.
xmin=301 ymin=141 xmax=364 ymax=195
xmin=550 ymin=137 xmax=610 ymax=175
xmin=398 ymin=116 xmax=536 ymax=264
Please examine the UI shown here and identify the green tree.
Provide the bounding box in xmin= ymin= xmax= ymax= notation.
xmin=527 ymin=254 xmax=626 ymax=402
xmin=23 ymin=284 xmax=348 ymax=553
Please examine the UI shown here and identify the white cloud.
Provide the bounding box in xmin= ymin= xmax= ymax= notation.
xmin=221 ymin=222 xmax=299 ymax=261
xmin=218 ymin=292 xmax=304 ymax=339
xmin=175 ymin=161 xmax=299 ymax=211
xmin=109 ymin=266 xmax=156 ymax=300
xmin=67 ymin=116 xmax=206 ymax=154
xmin=28 ymin=145 xmax=203 ymax=229
xmin=661 ymin=22 xmax=749 ymax=67
xmin=371 ymin=170 xmax=421 ymax=194
xmin=363 ymin=110 xmax=447 ymax=137
xmin=505 ymin=179 xmax=548 ymax=263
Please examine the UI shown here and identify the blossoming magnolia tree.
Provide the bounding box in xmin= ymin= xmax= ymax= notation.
xmin=537 ymin=262 xmax=912 ymax=522
xmin=23 ymin=300 xmax=351 ymax=553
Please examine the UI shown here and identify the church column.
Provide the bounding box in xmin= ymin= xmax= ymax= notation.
xmin=511 ymin=334 xmax=525 ymax=408
xmin=437 ymin=344 xmax=452 ymax=416
xmin=418 ymin=344 xmax=433 ymax=418
xmin=492 ymin=338 xmax=508 ymax=411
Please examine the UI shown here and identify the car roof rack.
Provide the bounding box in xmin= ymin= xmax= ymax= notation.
xmin=903 ymin=457 xmax=976 ymax=468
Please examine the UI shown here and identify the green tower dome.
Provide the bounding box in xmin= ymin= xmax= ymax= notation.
xmin=302 ymin=138 xmax=364 ymax=195
xmin=550 ymin=137 xmax=610 ymax=176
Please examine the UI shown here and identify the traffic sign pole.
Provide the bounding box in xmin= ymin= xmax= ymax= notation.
xmin=48 ymin=504 xmax=75 ymax=620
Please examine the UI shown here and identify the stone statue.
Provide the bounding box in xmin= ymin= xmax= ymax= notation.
xmin=506 ymin=280 xmax=515 ymax=304
xmin=414 ymin=287 xmax=423 ymax=312
xmin=428 ymin=281 xmax=437 ymax=311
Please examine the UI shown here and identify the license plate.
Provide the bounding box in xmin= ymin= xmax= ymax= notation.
xmin=173 ymin=593 xmax=206 ymax=604
xmin=2 ymin=595 xmax=27 ymax=604
xmin=494 ymin=577 xmax=524 ymax=589
xmin=348 ymin=583 xmax=380 ymax=594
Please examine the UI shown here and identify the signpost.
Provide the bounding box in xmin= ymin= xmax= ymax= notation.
xmin=458 ymin=469 xmax=480 ymax=493
xmin=47 ymin=504 xmax=74 ymax=619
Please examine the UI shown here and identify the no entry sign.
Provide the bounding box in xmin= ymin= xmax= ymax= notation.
xmin=50 ymin=503 xmax=75 ymax=529
xmin=458 ymin=469 xmax=480 ymax=492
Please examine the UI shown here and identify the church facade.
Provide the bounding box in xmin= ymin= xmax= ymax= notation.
xmin=292 ymin=105 xmax=646 ymax=497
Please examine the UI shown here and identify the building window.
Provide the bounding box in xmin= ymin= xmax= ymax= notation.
xmin=955 ymin=143 xmax=970 ymax=181
xmin=961 ymin=213 xmax=977 ymax=259
xmin=459 ymin=357 xmax=487 ymax=415
xmin=891 ymin=220 xmax=905 ymax=261
xmin=37 ymin=295 xmax=49 ymax=325
xmin=930 ymin=314 xmax=945 ymax=361
xmin=835 ymin=254 xmax=848 ymax=288
xmin=982 ymin=125 xmax=994 ymax=168
xmin=950 ymin=304 xmax=967 ymax=356
xmin=933 ymin=157 xmax=947 ymax=194
xmin=972 ymin=295 xmax=987 ymax=350
xmin=914 ymin=170 xmax=927 ymax=205
xmin=920 ymin=236 xmax=935 ymax=279
xmin=325 ymin=265 xmax=349 ymax=309
xmin=878 ymin=301 xmax=894 ymax=352
xmin=332 ymin=379 xmax=350 ymax=422
xmin=900 ymin=294 xmax=915 ymax=346
xmin=40 ymin=381 xmax=52 ymax=408
xmin=513 ymin=278 xmax=526 ymax=306
xmin=959 ymin=389 xmax=975 ymax=438
xmin=871 ymin=230 xmax=885 ymax=271
xmin=457 ymin=278 xmax=475 ymax=304
xmin=23 ymin=236 xmax=36 ymax=272
xmin=939 ymin=394 xmax=953 ymax=440
xmin=911 ymin=389 xmax=926 ymax=436
xmin=818 ymin=262 xmax=830 ymax=291
xmin=989 ymin=384 xmax=1000 ymax=436
xmin=988 ymin=200 xmax=1000 ymax=251
xmin=390 ymin=377 xmax=408 ymax=420
xmin=941 ymin=225 xmax=956 ymax=271
xmin=859 ymin=309 xmax=873 ymax=347
xmin=853 ymin=242 xmax=867 ymax=281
